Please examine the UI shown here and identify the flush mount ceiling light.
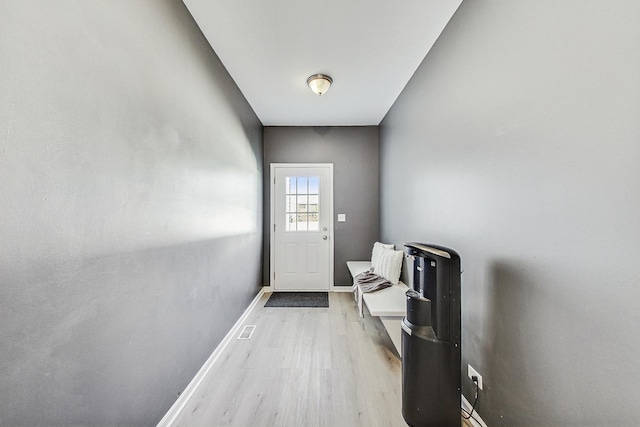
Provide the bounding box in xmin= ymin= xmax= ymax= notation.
xmin=307 ymin=74 xmax=333 ymax=96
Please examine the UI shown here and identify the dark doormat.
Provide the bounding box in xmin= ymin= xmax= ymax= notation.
xmin=264 ymin=292 xmax=329 ymax=308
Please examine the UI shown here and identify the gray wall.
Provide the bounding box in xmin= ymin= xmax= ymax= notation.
xmin=263 ymin=127 xmax=379 ymax=287
xmin=380 ymin=1 xmax=640 ymax=425
xmin=0 ymin=1 xmax=263 ymax=425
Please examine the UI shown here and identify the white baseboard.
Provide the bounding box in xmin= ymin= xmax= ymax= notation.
xmin=462 ymin=394 xmax=488 ymax=427
xmin=157 ymin=288 xmax=266 ymax=427
xmin=264 ymin=285 xmax=352 ymax=293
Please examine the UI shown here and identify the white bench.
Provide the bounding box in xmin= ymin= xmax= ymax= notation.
xmin=347 ymin=261 xmax=408 ymax=355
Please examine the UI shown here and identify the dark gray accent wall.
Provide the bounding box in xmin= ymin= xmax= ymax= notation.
xmin=380 ymin=1 xmax=640 ymax=425
xmin=263 ymin=127 xmax=379 ymax=287
xmin=0 ymin=1 xmax=262 ymax=425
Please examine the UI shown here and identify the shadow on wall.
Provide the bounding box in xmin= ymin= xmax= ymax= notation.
xmin=474 ymin=254 xmax=637 ymax=427
xmin=480 ymin=260 xmax=540 ymax=425
xmin=1 ymin=234 xmax=262 ymax=426
xmin=481 ymin=257 xmax=598 ymax=425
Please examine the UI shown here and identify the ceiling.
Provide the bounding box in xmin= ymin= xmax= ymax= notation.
xmin=182 ymin=0 xmax=462 ymax=126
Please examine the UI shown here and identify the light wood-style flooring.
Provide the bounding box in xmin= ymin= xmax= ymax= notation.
xmin=172 ymin=292 xmax=473 ymax=427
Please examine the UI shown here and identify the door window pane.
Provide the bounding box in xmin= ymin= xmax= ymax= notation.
xmin=308 ymin=213 xmax=319 ymax=231
xmin=286 ymin=214 xmax=297 ymax=231
xmin=308 ymin=176 xmax=319 ymax=194
xmin=285 ymin=175 xmax=320 ymax=232
xmin=296 ymin=177 xmax=308 ymax=194
xmin=308 ymin=195 xmax=319 ymax=212
xmin=286 ymin=195 xmax=297 ymax=212
xmin=297 ymin=195 xmax=308 ymax=212
xmin=297 ymin=214 xmax=308 ymax=231
xmin=286 ymin=177 xmax=296 ymax=194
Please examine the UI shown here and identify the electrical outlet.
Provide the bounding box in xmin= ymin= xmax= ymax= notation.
xmin=468 ymin=365 xmax=483 ymax=390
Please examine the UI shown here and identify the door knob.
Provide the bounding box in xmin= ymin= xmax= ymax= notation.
xmin=323 ymin=235 xmax=328 ymax=240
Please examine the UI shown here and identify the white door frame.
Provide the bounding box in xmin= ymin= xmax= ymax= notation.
xmin=269 ymin=163 xmax=334 ymax=291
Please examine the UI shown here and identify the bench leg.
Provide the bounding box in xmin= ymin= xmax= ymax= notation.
xmin=379 ymin=316 xmax=402 ymax=356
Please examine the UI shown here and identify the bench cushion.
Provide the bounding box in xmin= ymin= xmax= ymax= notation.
xmin=371 ymin=242 xmax=394 ymax=270
xmin=374 ymin=247 xmax=403 ymax=285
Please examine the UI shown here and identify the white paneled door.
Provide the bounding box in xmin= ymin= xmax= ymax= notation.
xmin=271 ymin=164 xmax=333 ymax=291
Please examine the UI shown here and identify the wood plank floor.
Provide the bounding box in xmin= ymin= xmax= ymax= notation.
xmin=172 ymin=292 xmax=473 ymax=427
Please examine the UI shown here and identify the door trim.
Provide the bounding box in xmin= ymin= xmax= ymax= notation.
xmin=269 ymin=163 xmax=334 ymax=291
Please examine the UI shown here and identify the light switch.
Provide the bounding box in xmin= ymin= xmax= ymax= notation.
xmin=337 ymin=214 xmax=346 ymax=222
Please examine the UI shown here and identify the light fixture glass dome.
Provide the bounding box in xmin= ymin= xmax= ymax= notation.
xmin=307 ymin=74 xmax=332 ymax=96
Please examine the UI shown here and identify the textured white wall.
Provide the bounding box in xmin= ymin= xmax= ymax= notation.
xmin=0 ymin=1 xmax=263 ymax=425
xmin=380 ymin=1 xmax=640 ymax=425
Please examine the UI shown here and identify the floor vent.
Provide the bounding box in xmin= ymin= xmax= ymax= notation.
xmin=237 ymin=325 xmax=256 ymax=340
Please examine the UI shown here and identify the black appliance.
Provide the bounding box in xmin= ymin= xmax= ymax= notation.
xmin=402 ymin=243 xmax=461 ymax=427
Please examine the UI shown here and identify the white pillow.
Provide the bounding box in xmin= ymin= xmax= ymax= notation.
xmin=371 ymin=242 xmax=394 ymax=272
xmin=376 ymin=247 xmax=403 ymax=285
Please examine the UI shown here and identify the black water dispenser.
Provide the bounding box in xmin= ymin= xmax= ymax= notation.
xmin=402 ymin=243 xmax=461 ymax=427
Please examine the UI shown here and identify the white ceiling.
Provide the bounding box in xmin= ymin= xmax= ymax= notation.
xmin=182 ymin=0 xmax=462 ymax=126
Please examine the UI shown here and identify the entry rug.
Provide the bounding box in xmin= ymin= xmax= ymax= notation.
xmin=264 ymin=292 xmax=329 ymax=308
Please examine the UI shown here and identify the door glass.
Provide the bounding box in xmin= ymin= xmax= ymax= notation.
xmin=297 ymin=177 xmax=308 ymax=194
xmin=286 ymin=175 xmax=319 ymax=231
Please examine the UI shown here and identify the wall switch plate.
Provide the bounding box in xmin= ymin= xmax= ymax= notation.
xmin=468 ymin=364 xmax=483 ymax=390
xmin=337 ymin=214 xmax=346 ymax=222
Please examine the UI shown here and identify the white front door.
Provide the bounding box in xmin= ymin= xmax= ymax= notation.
xmin=271 ymin=164 xmax=333 ymax=291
